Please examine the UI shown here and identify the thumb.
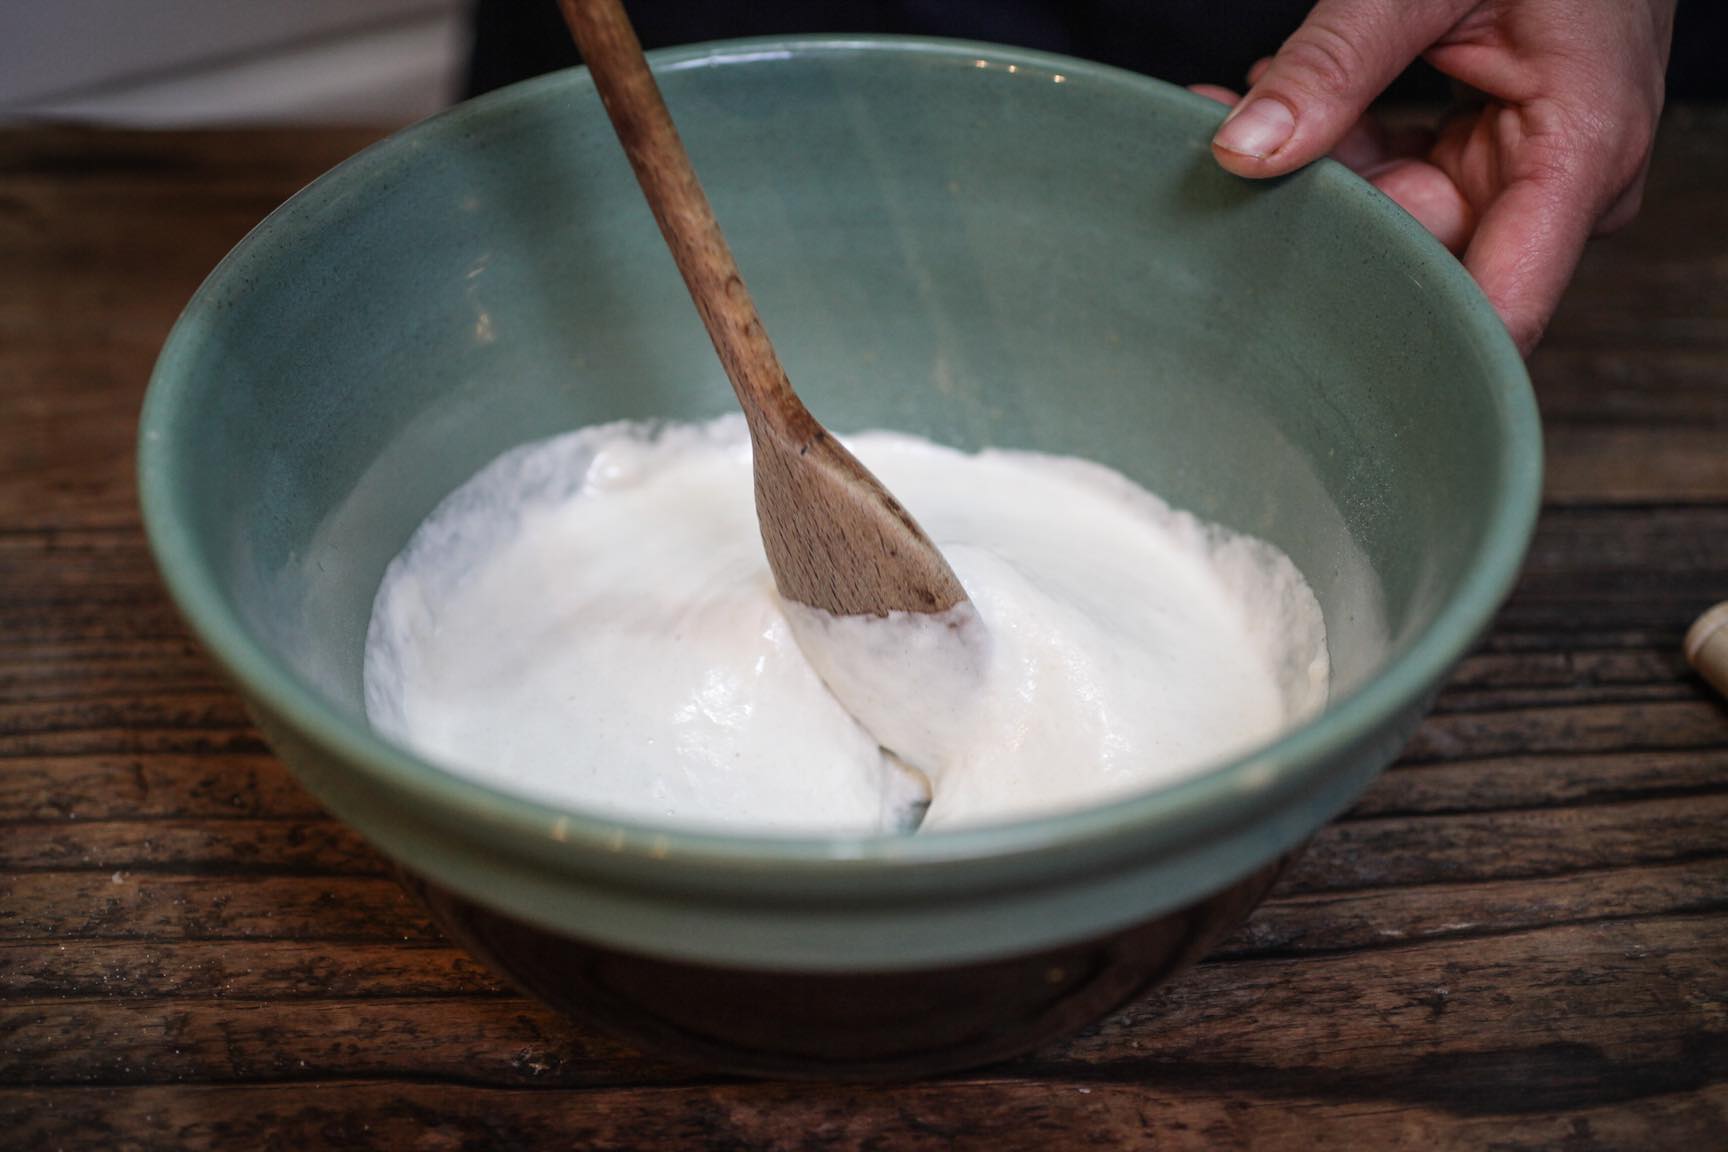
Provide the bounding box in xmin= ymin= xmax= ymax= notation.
xmin=1213 ymin=0 xmax=1469 ymax=177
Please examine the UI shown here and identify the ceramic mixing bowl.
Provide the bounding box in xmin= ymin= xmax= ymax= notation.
xmin=139 ymin=36 xmax=1539 ymax=1078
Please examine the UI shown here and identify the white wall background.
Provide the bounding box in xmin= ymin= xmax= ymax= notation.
xmin=0 ymin=0 xmax=469 ymax=126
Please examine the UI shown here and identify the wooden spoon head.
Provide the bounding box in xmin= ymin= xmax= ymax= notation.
xmin=749 ymin=408 xmax=970 ymax=618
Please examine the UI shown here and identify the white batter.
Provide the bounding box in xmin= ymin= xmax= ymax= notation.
xmin=363 ymin=417 xmax=1329 ymax=834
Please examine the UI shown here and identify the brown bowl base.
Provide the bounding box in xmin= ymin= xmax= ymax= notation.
xmin=403 ymin=855 xmax=1289 ymax=1080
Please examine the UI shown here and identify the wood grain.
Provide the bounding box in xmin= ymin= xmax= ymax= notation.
xmin=0 ymin=873 xmax=434 ymax=940
xmin=2 ymin=108 xmax=1727 ymax=1148
xmin=4 ymin=1082 xmax=1726 ymax=1152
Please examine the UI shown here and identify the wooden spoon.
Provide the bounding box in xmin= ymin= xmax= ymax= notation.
xmin=558 ymin=0 xmax=969 ymax=618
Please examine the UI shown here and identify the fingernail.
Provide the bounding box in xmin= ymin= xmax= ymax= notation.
xmin=1214 ymin=98 xmax=1295 ymax=159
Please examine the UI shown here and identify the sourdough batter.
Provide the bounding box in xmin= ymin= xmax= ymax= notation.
xmin=364 ymin=417 xmax=1329 ymax=833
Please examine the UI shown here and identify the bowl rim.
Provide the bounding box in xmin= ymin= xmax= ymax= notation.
xmin=138 ymin=33 xmax=1541 ymax=886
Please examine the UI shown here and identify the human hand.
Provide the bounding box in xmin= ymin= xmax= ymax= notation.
xmin=1193 ymin=0 xmax=1675 ymax=353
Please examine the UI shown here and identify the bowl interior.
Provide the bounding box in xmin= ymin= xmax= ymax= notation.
xmin=143 ymin=38 xmax=1534 ymax=843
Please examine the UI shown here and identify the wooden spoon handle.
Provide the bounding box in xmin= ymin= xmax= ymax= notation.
xmin=558 ymin=0 xmax=970 ymax=619
xmin=558 ymin=0 xmax=799 ymax=430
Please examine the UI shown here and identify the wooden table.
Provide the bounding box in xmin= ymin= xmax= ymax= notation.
xmin=3 ymin=111 xmax=1725 ymax=1150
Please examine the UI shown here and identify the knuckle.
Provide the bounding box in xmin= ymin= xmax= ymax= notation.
xmin=1593 ymin=102 xmax=1660 ymax=176
xmin=1628 ymin=91 xmax=1662 ymax=151
xmin=1276 ymin=23 xmax=1367 ymax=102
xmin=1543 ymin=103 xmax=1658 ymax=211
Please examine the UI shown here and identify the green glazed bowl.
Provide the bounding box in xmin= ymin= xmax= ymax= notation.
xmin=139 ymin=36 xmax=1540 ymax=1077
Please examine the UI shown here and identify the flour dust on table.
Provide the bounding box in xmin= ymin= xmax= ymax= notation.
xmin=363 ymin=416 xmax=1329 ymax=834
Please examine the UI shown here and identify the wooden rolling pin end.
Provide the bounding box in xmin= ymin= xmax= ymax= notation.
xmin=1685 ymin=601 xmax=1728 ymax=702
